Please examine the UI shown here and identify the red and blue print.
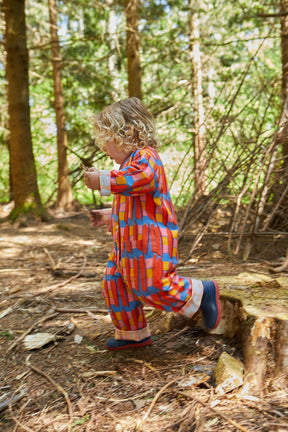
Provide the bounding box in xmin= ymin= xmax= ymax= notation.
xmin=101 ymin=147 xmax=203 ymax=341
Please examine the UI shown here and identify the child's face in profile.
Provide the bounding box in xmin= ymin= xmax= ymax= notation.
xmin=104 ymin=141 xmax=131 ymax=164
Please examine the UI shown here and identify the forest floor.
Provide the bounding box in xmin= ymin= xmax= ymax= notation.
xmin=0 ymin=203 xmax=288 ymax=432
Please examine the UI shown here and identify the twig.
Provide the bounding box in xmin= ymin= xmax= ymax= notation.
xmin=8 ymin=388 xmax=32 ymax=432
xmin=159 ymin=403 xmax=196 ymax=432
xmin=175 ymin=391 xmax=251 ymax=432
xmin=262 ymin=180 xmax=288 ymax=231
xmin=136 ymin=377 xmax=180 ymax=431
xmin=197 ymin=390 xmax=215 ymax=432
xmin=40 ymin=254 xmax=87 ymax=293
xmin=263 ymin=422 xmax=288 ymax=429
xmin=9 ymin=405 xmax=34 ymax=432
xmin=55 ymin=307 xmax=108 ymax=314
xmin=0 ymin=390 xmax=26 ymax=412
xmin=43 ymin=247 xmax=57 ymax=271
xmin=125 ymin=358 xmax=156 ymax=371
xmin=7 ymin=313 xmax=59 ymax=353
xmin=236 ymin=394 xmax=288 ymax=420
xmin=160 ymin=326 xmax=190 ymax=345
xmin=27 ymin=361 xmax=73 ymax=432
xmin=53 ymin=306 xmax=153 ymax=314
xmin=270 ymin=248 xmax=288 ymax=273
xmin=94 ymin=389 xmax=153 ymax=403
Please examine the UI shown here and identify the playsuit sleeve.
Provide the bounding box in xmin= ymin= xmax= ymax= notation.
xmin=99 ymin=150 xmax=159 ymax=197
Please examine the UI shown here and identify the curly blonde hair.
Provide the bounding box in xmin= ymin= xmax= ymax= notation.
xmin=92 ymin=97 xmax=159 ymax=153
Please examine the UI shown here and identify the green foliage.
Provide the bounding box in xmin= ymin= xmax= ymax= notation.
xmin=0 ymin=147 xmax=9 ymax=202
xmin=72 ymin=415 xmax=90 ymax=427
xmin=0 ymin=331 xmax=14 ymax=341
xmin=0 ymin=0 xmax=284 ymax=235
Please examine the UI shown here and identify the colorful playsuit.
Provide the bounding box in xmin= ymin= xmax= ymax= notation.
xmin=98 ymin=146 xmax=204 ymax=341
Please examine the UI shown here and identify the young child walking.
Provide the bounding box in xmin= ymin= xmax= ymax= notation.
xmin=84 ymin=97 xmax=221 ymax=351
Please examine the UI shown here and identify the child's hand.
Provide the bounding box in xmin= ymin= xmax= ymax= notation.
xmin=90 ymin=209 xmax=112 ymax=231
xmin=84 ymin=168 xmax=100 ymax=190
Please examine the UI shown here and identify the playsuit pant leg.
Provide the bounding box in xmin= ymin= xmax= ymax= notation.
xmin=120 ymin=250 xmax=204 ymax=320
xmin=102 ymin=248 xmax=204 ymax=341
xmin=102 ymin=248 xmax=151 ymax=341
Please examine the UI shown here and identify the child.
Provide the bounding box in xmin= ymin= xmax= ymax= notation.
xmin=84 ymin=97 xmax=221 ymax=351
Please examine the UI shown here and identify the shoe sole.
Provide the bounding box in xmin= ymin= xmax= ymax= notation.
xmin=107 ymin=338 xmax=152 ymax=351
xmin=211 ymin=280 xmax=221 ymax=329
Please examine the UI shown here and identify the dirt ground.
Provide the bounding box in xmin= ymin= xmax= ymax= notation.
xmin=0 ymin=207 xmax=288 ymax=432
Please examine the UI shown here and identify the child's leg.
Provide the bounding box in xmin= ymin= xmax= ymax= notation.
xmin=103 ymin=250 xmax=151 ymax=344
xmin=124 ymin=253 xmax=221 ymax=330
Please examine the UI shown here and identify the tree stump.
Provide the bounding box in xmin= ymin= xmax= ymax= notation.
xmin=152 ymin=273 xmax=288 ymax=395
xmin=209 ymin=273 xmax=288 ymax=394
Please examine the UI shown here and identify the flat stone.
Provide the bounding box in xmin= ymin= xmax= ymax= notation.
xmin=214 ymin=351 xmax=244 ymax=394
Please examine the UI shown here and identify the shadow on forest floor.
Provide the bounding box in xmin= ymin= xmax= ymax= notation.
xmin=0 ymin=209 xmax=287 ymax=431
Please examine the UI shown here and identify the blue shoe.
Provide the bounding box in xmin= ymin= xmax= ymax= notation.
xmin=200 ymin=280 xmax=221 ymax=329
xmin=106 ymin=336 xmax=152 ymax=351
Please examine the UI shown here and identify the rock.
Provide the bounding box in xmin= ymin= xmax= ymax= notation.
xmin=276 ymin=277 xmax=288 ymax=289
xmin=214 ymin=351 xmax=244 ymax=394
xmin=23 ymin=332 xmax=55 ymax=350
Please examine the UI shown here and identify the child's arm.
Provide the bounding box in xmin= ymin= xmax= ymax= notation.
xmin=110 ymin=154 xmax=158 ymax=196
xmin=90 ymin=208 xmax=112 ymax=231
xmin=84 ymin=150 xmax=161 ymax=197
xmin=103 ymin=150 xmax=160 ymax=196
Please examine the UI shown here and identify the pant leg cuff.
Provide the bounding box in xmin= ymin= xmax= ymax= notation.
xmin=178 ymin=279 xmax=203 ymax=318
xmin=115 ymin=324 xmax=151 ymax=341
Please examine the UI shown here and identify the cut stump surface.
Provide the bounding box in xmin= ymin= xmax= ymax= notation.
xmin=207 ymin=273 xmax=288 ymax=394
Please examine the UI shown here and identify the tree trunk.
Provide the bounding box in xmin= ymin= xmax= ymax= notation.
xmin=280 ymin=0 xmax=288 ymax=169
xmin=107 ymin=0 xmax=120 ymax=101
xmin=3 ymin=0 xmax=45 ymax=220
xmin=125 ymin=0 xmax=142 ymax=99
xmin=189 ymin=4 xmax=207 ymax=196
xmin=48 ymin=0 xmax=73 ymax=211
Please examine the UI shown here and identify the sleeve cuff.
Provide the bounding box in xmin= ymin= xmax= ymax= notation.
xmin=99 ymin=170 xmax=111 ymax=196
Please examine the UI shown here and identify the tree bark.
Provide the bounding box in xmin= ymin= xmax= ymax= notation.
xmin=189 ymin=4 xmax=207 ymax=195
xmin=125 ymin=0 xmax=142 ymax=99
xmin=280 ymin=0 xmax=288 ymax=168
xmin=107 ymin=0 xmax=120 ymax=101
xmin=275 ymin=319 xmax=288 ymax=378
xmin=241 ymin=317 xmax=272 ymax=395
xmin=48 ymin=0 xmax=73 ymax=211
xmin=3 ymin=0 xmax=44 ymax=219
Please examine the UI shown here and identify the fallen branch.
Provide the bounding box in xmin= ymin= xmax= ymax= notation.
xmin=7 ymin=388 xmax=32 ymax=432
xmin=175 ymin=391 xmax=251 ymax=432
xmin=270 ymin=248 xmax=288 ymax=273
xmin=7 ymin=313 xmax=59 ymax=353
xmin=53 ymin=306 xmax=154 ymax=315
xmin=94 ymin=389 xmax=153 ymax=403
xmin=136 ymin=377 xmax=180 ymax=431
xmin=55 ymin=307 xmax=108 ymax=314
xmin=160 ymin=325 xmax=190 ymax=345
xmin=40 ymin=255 xmax=87 ymax=293
xmin=27 ymin=361 xmax=73 ymax=432
xmin=0 ymin=389 xmax=26 ymax=412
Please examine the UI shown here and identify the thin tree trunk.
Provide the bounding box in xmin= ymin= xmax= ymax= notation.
xmin=107 ymin=0 xmax=120 ymax=101
xmin=4 ymin=0 xmax=44 ymax=219
xmin=48 ymin=0 xmax=73 ymax=211
xmin=125 ymin=0 xmax=142 ymax=99
xmin=189 ymin=4 xmax=207 ymax=195
xmin=280 ymin=0 xmax=288 ymax=168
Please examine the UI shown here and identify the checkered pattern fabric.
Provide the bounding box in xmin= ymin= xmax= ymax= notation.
xmin=101 ymin=147 xmax=203 ymax=341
